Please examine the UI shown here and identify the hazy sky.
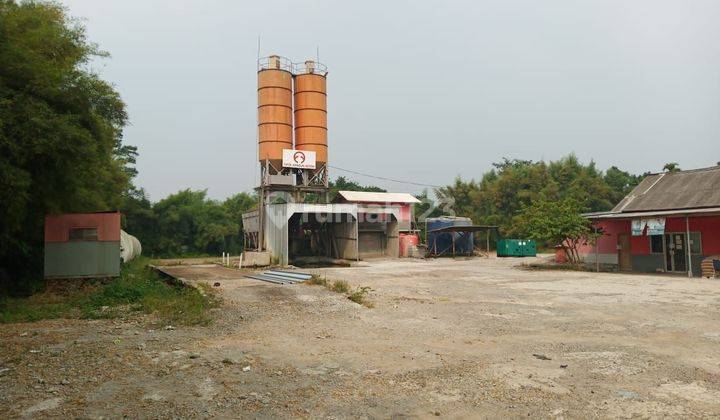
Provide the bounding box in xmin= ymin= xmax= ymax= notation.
xmin=62 ymin=0 xmax=720 ymax=201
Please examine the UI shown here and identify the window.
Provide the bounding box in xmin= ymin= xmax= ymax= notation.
xmin=689 ymin=232 xmax=702 ymax=255
xmin=649 ymin=235 xmax=664 ymax=254
xmin=69 ymin=227 xmax=98 ymax=241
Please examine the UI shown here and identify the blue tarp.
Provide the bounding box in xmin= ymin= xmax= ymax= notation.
xmin=427 ymin=217 xmax=474 ymax=255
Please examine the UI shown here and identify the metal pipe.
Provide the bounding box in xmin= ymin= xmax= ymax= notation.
xmin=686 ymin=216 xmax=692 ymax=278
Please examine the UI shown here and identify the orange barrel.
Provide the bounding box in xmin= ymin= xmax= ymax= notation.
xmin=258 ymin=56 xmax=293 ymax=166
xmin=399 ymin=234 xmax=420 ymax=257
xmin=294 ymin=63 xmax=327 ymax=165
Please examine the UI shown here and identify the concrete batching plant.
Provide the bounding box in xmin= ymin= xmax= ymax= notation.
xmin=245 ymin=54 xmax=417 ymax=265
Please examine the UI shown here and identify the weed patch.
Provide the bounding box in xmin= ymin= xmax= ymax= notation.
xmin=303 ymin=276 xmax=373 ymax=307
xmin=348 ymin=286 xmax=373 ymax=307
xmin=522 ymin=262 xmax=612 ymax=272
xmin=0 ymin=258 xmax=218 ymax=325
xmin=304 ymin=275 xmax=328 ymax=286
xmin=330 ymin=280 xmax=350 ymax=294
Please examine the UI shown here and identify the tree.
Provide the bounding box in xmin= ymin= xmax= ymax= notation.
xmin=328 ymin=176 xmax=385 ymax=200
xmin=663 ymin=162 xmax=681 ymax=172
xmin=124 ymin=190 xmax=258 ymax=258
xmin=120 ymin=187 xmax=157 ymax=253
xmin=603 ymin=166 xmax=641 ymax=206
xmin=517 ymin=197 xmax=597 ymax=264
xmin=413 ymin=190 xmax=442 ymax=222
xmin=433 ymin=155 xmax=643 ymax=238
xmin=0 ymin=1 xmax=132 ymax=293
xmin=435 ymin=177 xmax=480 ymax=219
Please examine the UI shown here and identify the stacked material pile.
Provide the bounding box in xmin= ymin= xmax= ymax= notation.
xmin=700 ymin=256 xmax=720 ymax=278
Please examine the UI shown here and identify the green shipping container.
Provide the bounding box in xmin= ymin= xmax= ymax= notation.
xmin=497 ymin=239 xmax=536 ymax=257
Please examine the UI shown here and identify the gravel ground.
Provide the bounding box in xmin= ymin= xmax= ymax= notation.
xmin=2 ymin=256 xmax=720 ymax=418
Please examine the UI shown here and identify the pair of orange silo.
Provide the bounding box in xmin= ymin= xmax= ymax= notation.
xmin=257 ymin=56 xmax=327 ymax=169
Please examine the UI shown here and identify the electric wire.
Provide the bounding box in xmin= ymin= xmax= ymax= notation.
xmin=328 ymin=165 xmax=441 ymax=188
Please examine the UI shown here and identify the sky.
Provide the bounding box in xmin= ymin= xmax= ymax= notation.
xmin=61 ymin=0 xmax=720 ymax=201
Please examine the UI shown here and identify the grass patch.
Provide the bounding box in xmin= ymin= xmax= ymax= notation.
xmin=522 ymin=262 xmax=612 ymax=272
xmin=348 ymin=286 xmax=373 ymax=308
xmin=304 ymin=275 xmax=328 ymax=286
xmin=330 ymin=280 xmax=350 ymax=294
xmin=0 ymin=257 xmax=218 ymax=325
xmin=304 ymin=276 xmax=373 ymax=307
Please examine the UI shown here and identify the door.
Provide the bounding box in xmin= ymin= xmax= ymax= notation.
xmin=618 ymin=234 xmax=632 ymax=271
xmin=358 ymin=232 xmax=385 ymax=258
xmin=665 ymin=233 xmax=687 ymax=272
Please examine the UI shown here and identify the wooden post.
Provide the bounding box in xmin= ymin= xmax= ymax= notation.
xmin=486 ymin=230 xmax=490 ymax=255
xmin=355 ymin=213 xmax=359 ymax=262
xmin=686 ymin=216 xmax=692 ymax=278
xmin=595 ymin=225 xmax=600 ymax=273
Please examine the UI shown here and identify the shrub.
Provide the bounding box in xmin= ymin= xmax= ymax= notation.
xmin=0 ymin=258 xmax=218 ymax=325
xmin=304 ymin=275 xmax=328 ymax=286
xmin=348 ymin=286 xmax=373 ymax=307
xmin=330 ymin=280 xmax=350 ymax=294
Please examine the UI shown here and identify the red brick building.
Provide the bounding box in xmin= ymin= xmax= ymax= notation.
xmin=579 ymin=166 xmax=720 ymax=277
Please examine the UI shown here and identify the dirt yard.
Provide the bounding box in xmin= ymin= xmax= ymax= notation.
xmin=2 ymin=256 xmax=720 ymax=418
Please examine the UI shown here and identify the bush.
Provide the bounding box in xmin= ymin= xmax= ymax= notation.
xmin=330 ymin=280 xmax=350 ymax=294
xmin=303 ymin=276 xmax=373 ymax=307
xmin=0 ymin=258 xmax=218 ymax=325
xmin=304 ymin=275 xmax=328 ymax=286
xmin=348 ymin=286 xmax=373 ymax=307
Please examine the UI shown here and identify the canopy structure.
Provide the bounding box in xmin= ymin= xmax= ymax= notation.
xmin=428 ymin=225 xmax=499 ymax=233
xmin=427 ymin=225 xmax=499 ymax=257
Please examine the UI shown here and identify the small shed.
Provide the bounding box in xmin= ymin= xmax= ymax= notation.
xmin=44 ymin=211 xmax=130 ymax=279
xmin=334 ymin=191 xmax=420 ymax=258
xmin=333 ymin=191 xmax=419 ymax=232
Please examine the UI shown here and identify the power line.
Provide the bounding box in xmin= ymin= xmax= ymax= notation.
xmin=328 ymin=165 xmax=441 ymax=188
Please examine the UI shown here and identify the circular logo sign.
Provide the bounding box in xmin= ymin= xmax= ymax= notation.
xmin=293 ymin=151 xmax=306 ymax=164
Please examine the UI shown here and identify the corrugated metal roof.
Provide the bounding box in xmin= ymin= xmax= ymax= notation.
xmin=611 ymin=166 xmax=720 ymax=213
xmin=336 ymin=191 xmax=420 ymax=204
xmin=586 ymin=207 xmax=720 ymax=220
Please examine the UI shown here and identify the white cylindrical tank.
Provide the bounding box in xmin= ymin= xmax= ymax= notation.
xmin=120 ymin=230 xmax=142 ymax=263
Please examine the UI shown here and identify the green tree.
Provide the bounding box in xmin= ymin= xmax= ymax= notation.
xmin=137 ymin=190 xmax=257 ymax=257
xmin=433 ymin=155 xmax=642 ymax=239
xmin=328 ymin=176 xmax=386 ymax=200
xmin=120 ymin=187 xmax=157 ymax=247
xmin=603 ymin=166 xmax=641 ymax=206
xmin=0 ymin=1 xmax=132 ymax=293
xmin=413 ymin=190 xmax=442 ymax=222
xmin=663 ymin=162 xmax=681 ymax=172
xmin=220 ymin=192 xmax=257 ymax=253
xmin=435 ymin=177 xmax=480 ymax=219
xmin=516 ymin=197 xmax=597 ymax=263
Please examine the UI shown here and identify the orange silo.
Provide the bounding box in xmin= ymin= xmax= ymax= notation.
xmin=293 ymin=60 xmax=328 ymax=166
xmin=258 ymin=55 xmax=293 ymax=167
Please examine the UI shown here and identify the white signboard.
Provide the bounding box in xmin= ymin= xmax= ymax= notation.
xmin=282 ymin=149 xmax=316 ymax=169
xmin=631 ymin=217 xmax=666 ymax=236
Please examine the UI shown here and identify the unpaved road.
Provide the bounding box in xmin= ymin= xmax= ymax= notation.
xmin=2 ymin=257 xmax=720 ymax=418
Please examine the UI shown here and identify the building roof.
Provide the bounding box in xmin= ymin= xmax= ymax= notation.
xmin=335 ymin=191 xmax=420 ymax=204
xmin=585 ymin=207 xmax=720 ymax=220
xmin=586 ymin=166 xmax=720 ymax=219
